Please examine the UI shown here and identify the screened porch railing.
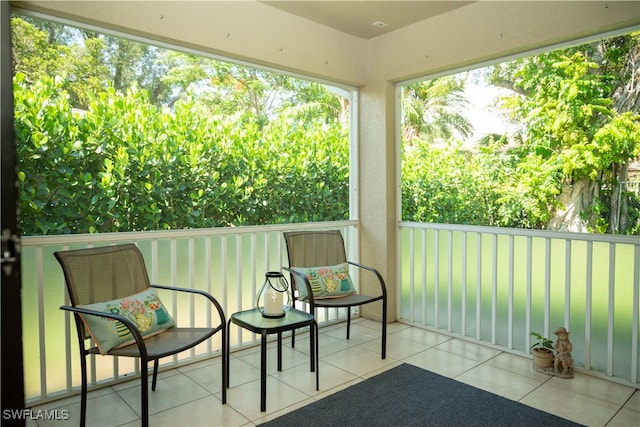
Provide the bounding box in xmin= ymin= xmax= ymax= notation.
xmin=398 ymin=222 xmax=639 ymax=388
xmin=22 ymin=220 xmax=640 ymax=405
xmin=21 ymin=221 xmax=357 ymax=405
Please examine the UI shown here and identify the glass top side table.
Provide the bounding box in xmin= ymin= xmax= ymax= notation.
xmin=226 ymin=308 xmax=319 ymax=412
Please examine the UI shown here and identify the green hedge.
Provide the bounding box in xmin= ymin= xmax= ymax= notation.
xmin=14 ymin=74 xmax=349 ymax=235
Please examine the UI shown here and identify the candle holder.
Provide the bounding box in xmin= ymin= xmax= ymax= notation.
xmin=256 ymin=271 xmax=291 ymax=318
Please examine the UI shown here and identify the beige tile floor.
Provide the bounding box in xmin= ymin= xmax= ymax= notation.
xmin=29 ymin=319 xmax=640 ymax=427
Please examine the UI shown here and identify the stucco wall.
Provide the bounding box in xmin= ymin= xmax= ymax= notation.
xmin=368 ymin=1 xmax=640 ymax=83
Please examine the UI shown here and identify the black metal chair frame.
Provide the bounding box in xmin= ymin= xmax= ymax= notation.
xmin=283 ymin=230 xmax=387 ymax=359
xmin=55 ymin=244 xmax=226 ymax=427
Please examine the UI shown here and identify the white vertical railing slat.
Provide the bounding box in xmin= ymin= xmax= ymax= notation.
xmin=398 ymin=222 xmax=639 ymax=388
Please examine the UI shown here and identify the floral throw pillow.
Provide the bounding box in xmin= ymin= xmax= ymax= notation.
xmin=78 ymin=288 xmax=175 ymax=354
xmin=292 ymin=263 xmax=356 ymax=300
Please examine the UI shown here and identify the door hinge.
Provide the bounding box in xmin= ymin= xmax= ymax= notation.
xmin=1 ymin=228 xmax=20 ymax=277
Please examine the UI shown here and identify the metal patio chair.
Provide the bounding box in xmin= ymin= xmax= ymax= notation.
xmin=283 ymin=230 xmax=387 ymax=359
xmin=55 ymin=243 xmax=226 ymax=427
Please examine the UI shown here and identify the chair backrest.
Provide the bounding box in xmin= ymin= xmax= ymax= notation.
xmin=55 ymin=243 xmax=151 ymax=307
xmin=283 ymin=230 xmax=348 ymax=268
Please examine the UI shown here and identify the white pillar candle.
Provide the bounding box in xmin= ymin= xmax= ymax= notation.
xmin=264 ymin=285 xmax=283 ymax=316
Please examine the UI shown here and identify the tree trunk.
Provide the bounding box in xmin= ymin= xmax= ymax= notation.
xmin=619 ymin=163 xmax=630 ymax=232
xmin=547 ymin=179 xmax=599 ymax=232
xmin=113 ymin=39 xmax=125 ymax=92
xmin=609 ymin=162 xmax=630 ymax=234
xmin=609 ymin=167 xmax=620 ymax=234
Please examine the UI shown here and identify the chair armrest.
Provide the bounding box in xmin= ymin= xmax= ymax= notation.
xmin=347 ymin=261 xmax=388 ymax=297
xmin=60 ymin=305 xmax=148 ymax=357
xmin=150 ymin=284 xmax=226 ymax=325
xmin=282 ymin=266 xmax=316 ymax=306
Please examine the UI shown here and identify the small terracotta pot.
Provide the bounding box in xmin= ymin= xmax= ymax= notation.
xmin=532 ymin=348 xmax=554 ymax=369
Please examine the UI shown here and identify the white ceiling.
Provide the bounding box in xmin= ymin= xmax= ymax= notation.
xmin=261 ymin=1 xmax=474 ymax=39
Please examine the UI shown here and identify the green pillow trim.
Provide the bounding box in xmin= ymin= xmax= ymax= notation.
xmin=78 ymin=288 xmax=175 ymax=354
xmin=292 ymin=263 xmax=356 ymax=300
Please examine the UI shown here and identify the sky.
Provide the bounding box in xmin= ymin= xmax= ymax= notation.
xmin=464 ymin=76 xmax=517 ymax=143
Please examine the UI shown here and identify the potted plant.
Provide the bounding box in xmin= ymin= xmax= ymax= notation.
xmin=530 ymin=331 xmax=554 ymax=372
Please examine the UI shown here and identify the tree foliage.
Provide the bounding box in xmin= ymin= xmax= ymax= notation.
xmin=493 ymin=35 xmax=640 ymax=233
xmin=13 ymin=14 xmax=640 ymax=235
xmin=402 ymin=77 xmax=472 ymax=143
xmin=402 ymin=140 xmax=499 ymax=225
xmin=402 ymin=32 xmax=640 ymax=233
xmin=14 ymin=73 xmax=349 ymax=235
xmin=11 ymin=15 xmax=350 ymax=235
